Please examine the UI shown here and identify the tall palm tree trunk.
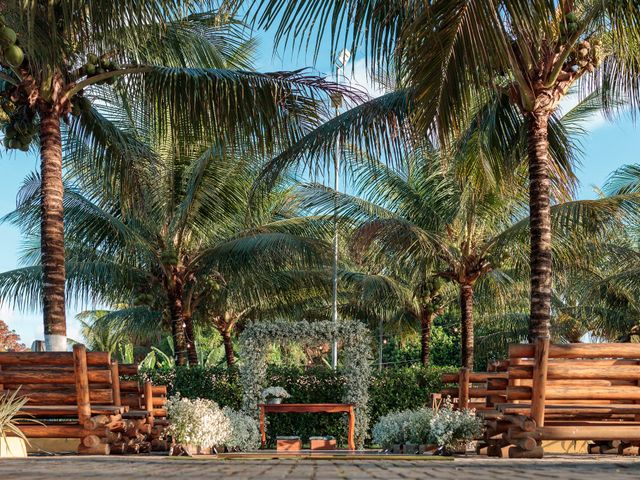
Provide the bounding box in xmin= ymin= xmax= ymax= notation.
xmin=526 ymin=111 xmax=552 ymax=341
xmin=183 ymin=314 xmax=198 ymax=366
xmin=459 ymin=283 xmax=474 ymax=369
xmin=39 ymin=105 xmax=67 ymax=351
xmin=221 ymin=327 xmax=235 ymax=367
xmin=420 ymin=307 xmax=435 ymax=366
xmin=168 ymin=290 xmax=188 ymax=366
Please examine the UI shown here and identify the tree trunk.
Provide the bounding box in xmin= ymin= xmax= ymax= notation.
xmin=168 ymin=290 xmax=188 ymax=366
xmin=420 ymin=307 xmax=435 ymax=366
xmin=39 ymin=105 xmax=67 ymax=351
xmin=221 ymin=328 xmax=235 ymax=367
xmin=183 ymin=314 xmax=198 ymax=366
xmin=526 ymin=111 xmax=552 ymax=341
xmin=459 ymin=283 xmax=474 ymax=369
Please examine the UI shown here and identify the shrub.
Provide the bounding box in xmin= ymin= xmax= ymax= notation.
xmin=166 ymin=396 xmax=231 ymax=448
xmin=143 ymin=364 xmax=455 ymax=446
xmin=222 ymin=407 xmax=260 ymax=451
xmin=372 ymin=403 xmax=483 ymax=451
xmin=372 ymin=407 xmax=435 ymax=448
xmin=429 ymin=403 xmax=484 ymax=450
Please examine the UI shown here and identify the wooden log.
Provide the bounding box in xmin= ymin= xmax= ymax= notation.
xmin=509 ymin=446 xmax=544 ymax=458
xmin=531 ymin=336 xmax=550 ymax=428
xmin=513 ymin=436 xmax=538 ymax=451
xmin=511 ymin=364 xmax=640 ymax=381
xmin=503 ymin=415 xmax=536 ymax=432
xmin=152 ymin=408 xmax=166 ymax=418
xmin=110 ymin=442 xmax=127 ymax=454
xmin=2 ymin=389 xmax=114 ymax=405
xmin=488 ymin=378 xmax=509 ymax=390
xmin=110 ymin=362 xmax=121 ymax=407
xmin=81 ymin=434 xmax=103 ymax=448
xmin=459 ymin=368 xmax=470 ymax=409
xmin=118 ymin=364 xmax=139 ymax=376
xmin=119 ymin=380 xmax=140 ymax=391
xmin=78 ymin=443 xmax=110 ymax=455
xmin=151 ymin=439 xmax=170 ymax=451
xmin=0 ymin=370 xmax=111 ymax=385
xmin=539 ymin=424 xmax=640 ymax=441
xmin=0 ymin=351 xmax=110 ymax=367
xmin=544 ymin=385 xmax=640 ymax=401
xmin=510 ymin=343 xmax=640 ymax=360
xmin=144 ymin=381 xmax=154 ymax=413
xmin=13 ymin=424 xmax=108 ymax=438
xmin=73 ymin=344 xmax=92 ymax=424
xmin=151 ymin=385 xmax=167 ymax=396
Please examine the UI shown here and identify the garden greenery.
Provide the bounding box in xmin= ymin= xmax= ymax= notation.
xmin=372 ymin=403 xmax=483 ymax=451
xmin=166 ymin=396 xmax=260 ymax=451
xmin=239 ymin=319 xmax=372 ymax=448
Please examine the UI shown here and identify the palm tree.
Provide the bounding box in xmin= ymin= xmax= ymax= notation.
xmin=248 ymin=0 xmax=640 ymax=341
xmin=1 ymin=133 xmax=334 ymax=366
xmin=0 ymin=2 xmax=350 ymax=350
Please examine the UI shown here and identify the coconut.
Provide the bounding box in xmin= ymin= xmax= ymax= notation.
xmin=4 ymin=125 xmax=16 ymax=139
xmin=8 ymin=138 xmax=20 ymax=149
xmin=4 ymin=45 xmax=24 ymax=66
xmin=18 ymin=141 xmax=29 ymax=152
xmin=95 ymin=67 xmax=105 ymax=75
xmin=565 ymin=12 xmax=578 ymax=23
xmin=577 ymin=47 xmax=589 ymax=58
xmin=0 ymin=27 xmax=16 ymax=47
xmin=87 ymin=53 xmax=99 ymax=65
xmin=85 ymin=63 xmax=96 ymax=75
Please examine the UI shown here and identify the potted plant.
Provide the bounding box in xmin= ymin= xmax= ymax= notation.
xmin=0 ymin=390 xmax=35 ymax=458
xmin=166 ymin=396 xmax=231 ymax=456
xmin=260 ymin=387 xmax=290 ymax=405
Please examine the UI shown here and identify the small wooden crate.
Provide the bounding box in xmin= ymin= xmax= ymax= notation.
xmin=277 ymin=436 xmax=302 ymax=452
xmin=310 ymin=436 xmax=336 ymax=450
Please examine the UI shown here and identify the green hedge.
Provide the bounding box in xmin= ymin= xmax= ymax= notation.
xmin=143 ymin=364 xmax=455 ymax=447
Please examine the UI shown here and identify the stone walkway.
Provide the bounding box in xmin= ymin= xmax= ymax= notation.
xmin=0 ymin=455 xmax=639 ymax=479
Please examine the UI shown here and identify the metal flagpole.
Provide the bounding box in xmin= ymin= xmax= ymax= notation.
xmin=331 ymin=49 xmax=350 ymax=370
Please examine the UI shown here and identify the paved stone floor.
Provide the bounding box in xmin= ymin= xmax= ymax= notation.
xmin=0 ymin=455 xmax=639 ymax=479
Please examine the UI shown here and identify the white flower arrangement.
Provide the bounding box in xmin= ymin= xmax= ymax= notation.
xmin=166 ymin=396 xmax=231 ymax=448
xmin=372 ymin=401 xmax=483 ymax=452
xmin=372 ymin=408 xmax=435 ymax=448
xmin=429 ymin=403 xmax=483 ymax=451
xmin=166 ymin=396 xmax=261 ymax=452
xmin=222 ymin=407 xmax=261 ymax=452
xmin=260 ymin=386 xmax=290 ymax=401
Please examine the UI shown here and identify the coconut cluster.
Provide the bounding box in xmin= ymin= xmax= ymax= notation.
xmin=83 ymin=53 xmax=119 ymax=85
xmin=568 ymin=38 xmax=603 ymax=74
xmin=560 ymin=11 xmax=579 ymax=38
xmin=0 ymin=19 xmax=24 ymax=67
xmin=3 ymin=109 xmax=36 ymax=151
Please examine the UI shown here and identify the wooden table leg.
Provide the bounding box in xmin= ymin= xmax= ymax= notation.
xmin=348 ymin=406 xmax=355 ymax=450
xmin=259 ymin=405 xmax=266 ymax=449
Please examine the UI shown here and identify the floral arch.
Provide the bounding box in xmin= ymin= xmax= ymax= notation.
xmin=238 ymin=319 xmax=372 ymax=448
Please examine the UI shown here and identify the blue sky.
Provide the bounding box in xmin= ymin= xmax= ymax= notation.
xmin=0 ymin=26 xmax=638 ymax=346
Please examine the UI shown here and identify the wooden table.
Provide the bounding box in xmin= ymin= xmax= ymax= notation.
xmin=258 ymin=403 xmax=356 ymax=450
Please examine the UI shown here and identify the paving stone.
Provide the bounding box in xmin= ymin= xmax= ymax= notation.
xmin=0 ymin=455 xmax=639 ymax=479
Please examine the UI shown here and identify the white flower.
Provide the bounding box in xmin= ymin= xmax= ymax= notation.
xmin=260 ymin=387 xmax=290 ymax=401
xmin=222 ymin=407 xmax=260 ymax=451
xmin=166 ymin=396 xmax=231 ymax=447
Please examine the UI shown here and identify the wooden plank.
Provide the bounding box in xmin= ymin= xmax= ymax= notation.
xmin=0 ymin=351 xmax=109 ymax=367
xmin=442 ymin=372 xmax=508 ymax=383
xmin=19 ymin=405 xmax=125 ymax=416
xmin=0 ymin=370 xmax=111 ymax=385
xmin=539 ymin=424 xmax=640 ymax=441
xmin=11 ymin=424 xmax=108 ymax=439
xmin=2 ymin=388 xmax=114 ymax=405
xmin=110 ymin=362 xmax=121 ymax=407
xmin=260 ymin=404 xmax=354 ymax=414
xmin=509 ymin=343 xmax=640 ymax=360
xmin=73 ymin=344 xmax=92 ymax=424
xmin=531 ymin=336 xmax=550 ymax=427
xmin=118 ymin=364 xmax=138 ymax=376
xmin=545 ymin=385 xmax=640 ymax=401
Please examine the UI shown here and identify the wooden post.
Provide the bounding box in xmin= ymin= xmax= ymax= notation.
xmin=144 ymin=381 xmax=154 ymax=427
xmin=259 ymin=404 xmax=266 ymax=449
xmin=531 ymin=336 xmax=550 ymax=427
xmin=348 ymin=405 xmax=356 ymax=450
xmin=459 ymin=367 xmax=470 ymax=410
xmin=110 ymin=361 xmax=121 ymax=407
xmin=73 ymin=344 xmax=92 ymax=424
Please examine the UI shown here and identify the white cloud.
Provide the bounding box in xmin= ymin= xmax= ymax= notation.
xmin=343 ymin=58 xmax=387 ymax=98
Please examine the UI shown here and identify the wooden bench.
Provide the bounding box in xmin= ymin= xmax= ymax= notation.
xmin=434 ymin=361 xmax=509 ymax=411
xmin=485 ymin=338 xmax=640 ymax=458
xmin=0 ymin=344 xmax=125 ymax=454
